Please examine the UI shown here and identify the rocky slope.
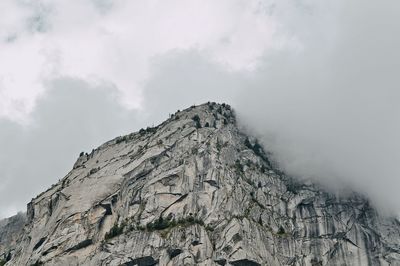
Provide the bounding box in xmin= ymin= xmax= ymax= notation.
xmin=0 ymin=212 xmax=26 ymax=262
xmin=1 ymin=103 xmax=399 ymax=266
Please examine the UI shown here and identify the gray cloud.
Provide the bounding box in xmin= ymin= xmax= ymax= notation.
xmin=236 ymin=0 xmax=400 ymax=214
xmin=142 ymin=50 xmax=244 ymax=123
xmin=0 ymin=79 xmax=139 ymax=218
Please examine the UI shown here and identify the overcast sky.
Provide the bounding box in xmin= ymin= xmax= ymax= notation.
xmin=0 ymin=0 xmax=399 ymax=218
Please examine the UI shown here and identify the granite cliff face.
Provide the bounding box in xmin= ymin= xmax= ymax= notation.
xmin=0 ymin=212 xmax=26 ymax=261
xmin=1 ymin=103 xmax=399 ymax=266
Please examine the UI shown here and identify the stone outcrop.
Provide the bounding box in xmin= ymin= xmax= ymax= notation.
xmin=0 ymin=212 xmax=26 ymax=262
xmin=1 ymin=103 xmax=399 ymax=265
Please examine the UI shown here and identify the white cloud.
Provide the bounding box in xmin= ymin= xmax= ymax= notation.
xmin=0 ymin=0 xmax=282 ymax=121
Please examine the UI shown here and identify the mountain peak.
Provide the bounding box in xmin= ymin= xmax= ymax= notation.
xmin=1 ymin=103 xmax=400 ymax=266
xmin=127 ymin=102 xmax=236 ymax=140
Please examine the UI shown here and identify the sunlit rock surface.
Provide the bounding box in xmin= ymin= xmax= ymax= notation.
xmin=1 ymin=103 xmax=399 ymax=265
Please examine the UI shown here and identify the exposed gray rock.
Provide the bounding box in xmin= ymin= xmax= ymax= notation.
xmin=0 ymin=212 xmax=26 ymax=263
xmin=2 ymin=103 xmax=400 ymax=265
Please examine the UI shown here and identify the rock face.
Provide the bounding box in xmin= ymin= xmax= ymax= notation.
xmin=1 ymin=103 xmax=400 ymax=265
xmin=0 ymin=212 xmax=26 ymax=261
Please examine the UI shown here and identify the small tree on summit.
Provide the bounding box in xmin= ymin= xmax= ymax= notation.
xmin=192 ymin=115 xmax=201 ymax=128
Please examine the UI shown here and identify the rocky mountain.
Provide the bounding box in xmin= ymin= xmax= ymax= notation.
xmin=0 ymin=212 xmax=26 ymax=262
xmin=1 ymin=103 xmax=399 ymax=266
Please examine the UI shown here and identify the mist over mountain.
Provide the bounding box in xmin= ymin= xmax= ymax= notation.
xmin=0 ymin=0 xmax=399 ymax=221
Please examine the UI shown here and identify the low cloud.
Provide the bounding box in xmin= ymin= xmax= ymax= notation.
xmin=236 ymin=0 xmax=400 ymax=214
